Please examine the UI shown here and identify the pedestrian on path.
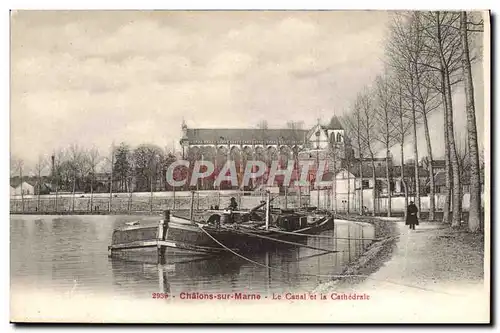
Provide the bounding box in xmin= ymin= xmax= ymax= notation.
xmin=406 ymin=201 xmax=419 ymax=230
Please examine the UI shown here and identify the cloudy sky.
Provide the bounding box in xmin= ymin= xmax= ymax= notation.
xmin=11 ymin=10 xmax=486 ymax=171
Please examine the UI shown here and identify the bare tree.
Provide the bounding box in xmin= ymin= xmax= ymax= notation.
xmin=388 ymin=72 xmax=412 ymax=218
xmin=358 ymin=88 xmax=379 ymax=217
xmin=256 ymin=120 xmax=269 ymax=130
xmin=109 ymin=143 xmax=115 ymax=212
xmin=341 ymin=135 xmax=356 ymax=214
xmin=52 ymin=149 xmax=67 ymax=212
xmin=386 ymin=12 xmax=424 ymax=217
xmin=133 ymin=144 xmax=164 ymax=210
xmin=12 ymin=158 xmax=25 ymax=211
xmin=286 ymin=121 xmax=304 ymax=130
xmin=127 ymin=151 xmax=136 ymax=212
xmin=341 ymin=97 xmax=367 ymax=215
xmin=412 ymin=47 xmax=443 ymax=221
xmin=34 ymin=155 xmax=48 ymax=211
xmin=84 ymin=146 xmax=101 ymax=212
xmin=460 ymin=11 xmax=483 ymax=232
xmin=456 ymin=133 xmax=469 ymax=204
xmin=287 ymin=120 xmax=305 ymax=146
xmin=420 ymin=11 xmax=464 ymax=227
xmin=68 ymin=144 xmax=85 ymax=212
xmin=373 ymin=74 xmax=397 ymax=217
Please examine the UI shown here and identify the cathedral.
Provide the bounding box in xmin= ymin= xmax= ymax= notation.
xmin=179 ymin=117 xmax=352 ymax=190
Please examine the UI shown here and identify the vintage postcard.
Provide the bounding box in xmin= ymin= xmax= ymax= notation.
xmin=9 ymin=10 xmax=490 ymax=323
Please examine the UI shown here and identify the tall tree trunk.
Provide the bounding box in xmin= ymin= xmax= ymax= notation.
xmin=411 ymin=95 xmax=421 ymax=218
xmin=371 ymin=159 xmax=376 ymax=217
xmin=332 ymin=147 xmax=337 ymax=213
xmin=398 ymin=90 xmax=408 ymax=219
xmin=386 ymin=146 xmax=392 ymax=217
xmin=422 ymin=110 xmax=436 ymax=220
xmin=358 ymin=155 xmax=364 ymax=215
xmin=37 ymin=173 xmax=41 ymax=211
xmin=109 ymin=146 xmax=114 ymax=213
xmin=90 ymin=175 xmax=94 ymax=212
xmin=437 ymin=12 xmax=461 ymax=227
xmin=400 ymin=142 xmax=408 ymax=220
xmin=442 ymin=75 xmax=452 ymax=224
xmin=443 ymin=67 xmax=462 ymax=228
xmin=128 ymin=178 xmax=133 ymax=212
xmin=461 ymin=11 xmax=481 ymax=232
xmin=347 ymin=160 xmax=351 ymax=214
xmin=150 ymin=175 xmax=154 ymax=212
xmin=55 ymin=179 xmax=58 ymax=212
xmin=72 ymin=174 xmax=76 ymax=212
xmin=20 ymin=167 xmax=24 ymax=212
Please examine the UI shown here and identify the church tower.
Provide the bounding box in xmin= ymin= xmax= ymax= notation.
xmin=327 ymin=116 xmax=345 ymax=162
xmin=180 ymin=120 xmax=189 ymax=159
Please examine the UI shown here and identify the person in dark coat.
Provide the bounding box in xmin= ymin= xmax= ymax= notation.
xmin=228 ymin=197 xmax=238 ymax=211
xmin=406 ymin=201 xmax=419 ymax=230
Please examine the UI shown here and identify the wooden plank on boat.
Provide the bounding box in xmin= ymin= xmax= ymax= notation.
xmin=109 ymin=240 xmax=158 ymax=250
xmin=157 ymin=240 xmax=228 ymax=254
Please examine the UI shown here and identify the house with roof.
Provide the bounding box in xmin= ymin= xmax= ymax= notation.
xmin=422 ymin=158 xmax=446 ymax=174
xmin=309 ymin=163 xmax=431 ymax=213
xmin=13 ymin=181 xmax=35 ymax=196
xmin=319 ymin=164 xmax=429 ymax=194
xmin=431 ymin=169 xmax=484 ymax=194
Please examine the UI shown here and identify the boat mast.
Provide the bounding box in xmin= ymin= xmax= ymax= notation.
xmin=265 ymin=190 xmax=270 ymax=230
xmin=190 ymin=190 xmax=195 ymax=223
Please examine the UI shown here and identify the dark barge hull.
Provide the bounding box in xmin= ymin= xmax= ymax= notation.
xmin=108 ymin=214 xmax=334 ymax=260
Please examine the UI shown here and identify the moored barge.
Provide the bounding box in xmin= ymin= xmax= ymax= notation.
xmin=108 ymin=192 xmax=334 ymax=262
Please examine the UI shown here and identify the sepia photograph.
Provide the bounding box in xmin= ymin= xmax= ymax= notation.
xmin=9 ymin=9 xmax=490 ymax=324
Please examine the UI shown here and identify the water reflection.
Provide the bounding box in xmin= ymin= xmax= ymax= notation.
xmin=11 ymin=215 xmax=375 ymax=299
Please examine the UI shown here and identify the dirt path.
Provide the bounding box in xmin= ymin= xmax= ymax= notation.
xmin=315 ymin=219 xmax=489 ymax=323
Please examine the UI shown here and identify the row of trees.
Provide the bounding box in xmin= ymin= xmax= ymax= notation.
xmin=341 ymin=11 xmax=484 ymax=232
xmin=11 ymin=143 xmax=179 ymax=210
xmin=11 ymin=120 xmax=310 ymax=202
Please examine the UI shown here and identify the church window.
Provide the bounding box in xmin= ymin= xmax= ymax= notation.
xmin=336 ymin=133 xmax=343 ymax=142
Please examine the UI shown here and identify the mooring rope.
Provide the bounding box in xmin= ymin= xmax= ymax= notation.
xmin=268 ymin=228 xmax=382 ymax=242
xmin=196 ymin=224 xmax=461 ymax=296
xmin=227 ymin=227 xmax=339 ymax=254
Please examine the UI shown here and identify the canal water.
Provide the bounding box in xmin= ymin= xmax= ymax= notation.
xmin=10 ymin=215 xmax=374 ymax=300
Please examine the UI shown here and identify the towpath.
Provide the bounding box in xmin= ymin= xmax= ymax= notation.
xmin=316 ymin=219 xmax=488 ymax=323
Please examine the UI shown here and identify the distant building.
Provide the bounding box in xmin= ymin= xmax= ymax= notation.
xmin=13 ymin=181 xmax=35 ymax=196
xmin=422 ymin=158 xmax=446 ymax=174
xmin=432 ymin=169 xmax=484 ymax=194
xmin=34 ymin=182 xmax=52 ymax=195
xmin=324 ymin=164 xmax=429 ymax=195
xmin=179 ymin=117 xmax=348 ymax=189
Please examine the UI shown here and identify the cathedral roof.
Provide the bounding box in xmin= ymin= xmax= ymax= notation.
xmin=184 ymin=128 xmax=308 ymax=145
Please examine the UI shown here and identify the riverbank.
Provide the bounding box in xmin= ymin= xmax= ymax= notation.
xmin=314 ymin=218 xmax=488 ymax=322
xmin=315 ymin=218 xmax=485 ymax=292
xmin=313 ymin=215 xmax=399 ymax=293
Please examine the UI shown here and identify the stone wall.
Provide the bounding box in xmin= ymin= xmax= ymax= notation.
xmin=10 ymin=192 xmax=311 ymax=213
